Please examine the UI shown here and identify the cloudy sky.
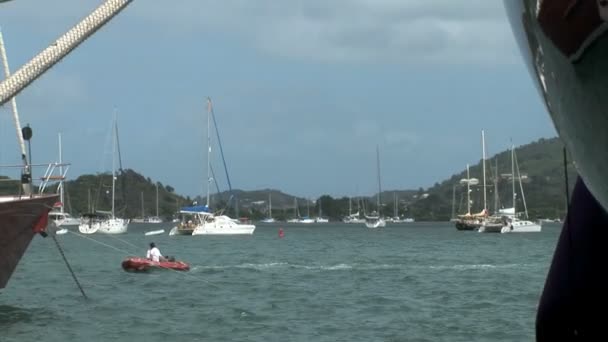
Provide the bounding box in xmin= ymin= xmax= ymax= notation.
xmin=0 ymin=0 xmax=555 ymax=198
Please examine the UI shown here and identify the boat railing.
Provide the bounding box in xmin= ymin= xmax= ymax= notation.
xmin=0 ymin=162 xmax=71 ymax=196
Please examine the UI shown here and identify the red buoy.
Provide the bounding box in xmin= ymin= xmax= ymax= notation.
xmin=278 ymin=228 xmax=284 ymax=238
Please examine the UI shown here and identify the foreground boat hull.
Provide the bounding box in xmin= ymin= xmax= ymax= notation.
xmin=0 ymin=194 xmax=58 ymax=289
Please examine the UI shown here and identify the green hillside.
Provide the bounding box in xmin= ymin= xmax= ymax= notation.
xmin=407 ymin=137 xmax=576 ymax=221
xmin=0 ymin=137 xmax=577 ymax=222
xmin=60 ymin=169 xmax=188 ymax=220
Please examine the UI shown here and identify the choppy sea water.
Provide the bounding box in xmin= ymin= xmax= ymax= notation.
xmin=1 ymin=222 xmax=560 ymax=341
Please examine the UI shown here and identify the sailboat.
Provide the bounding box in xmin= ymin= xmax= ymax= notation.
xmin=189 ymin=97 xmax=256 ymax=235
xmin=365 ymin=146 xmax=386 ymax=229
xmin=261 ymin=193 xmax=276 ymax=223
xmin=287 ymin=197 xmax=300 ymax=223
xmin=344 ymin=197 xmax=365 ymax=223
xmin=131 ymin=192 xmax=146 ymax=223
xmin=315 ymin=198 xmax=329 ymax=223
xmin=78 ymin=111 xmax=129 ymax=234
xmin=455 ymin=130 xmax=489 ymax=231
xmin=146 ymin=183 xmax=162 ymax=223
xmin=298 ymin=199 xmax=315 ymax=224
xmin=48 ymin=133 xmax=80 ymax=227
xmin=500 ymin=145 xmax=542 ymax=233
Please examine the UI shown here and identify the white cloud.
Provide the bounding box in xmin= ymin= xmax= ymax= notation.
xmin=1 ymin=0 xmax=517 ymax=65
xmin=131 ymin=0 xmax=516 ymax=64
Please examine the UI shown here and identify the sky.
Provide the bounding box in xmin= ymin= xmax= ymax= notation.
xmin=0 ymin=0 xmax=556 ymax=199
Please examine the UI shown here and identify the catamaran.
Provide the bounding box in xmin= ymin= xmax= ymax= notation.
xmin=178 ymin=97 xmax=256 ymax=235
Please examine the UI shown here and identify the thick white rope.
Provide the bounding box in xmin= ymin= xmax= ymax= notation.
xmin=0 ymin=0 xmax=133 ymax=106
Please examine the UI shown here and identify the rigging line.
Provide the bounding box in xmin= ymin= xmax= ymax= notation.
xmin=563 ymin=147 xmax=573 ymax=250
xmin=68 ymin=231 xmax=133 ymax=255
xmin=210 ymin=164 xmax=222 ymax=196
xmin=50 ymin=231 xmax=88 ymax=300
xmin=210 ymin=102 xmax=236 ymax=213
xmin=105 ymin=234 xmax=141 ymax=253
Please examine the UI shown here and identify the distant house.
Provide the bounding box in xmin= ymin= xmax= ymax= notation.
xmin=500 ymin=173 xmax=530 ymax=182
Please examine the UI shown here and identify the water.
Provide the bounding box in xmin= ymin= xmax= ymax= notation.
xmin=1 ymin=222 xmax=560 ymax=341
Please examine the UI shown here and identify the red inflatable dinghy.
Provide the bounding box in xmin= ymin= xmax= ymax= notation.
xmin=121 ymin=257 xmax=190 ymax=272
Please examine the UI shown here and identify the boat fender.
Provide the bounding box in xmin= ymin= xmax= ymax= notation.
xmin=33 ymin=212 xmax=49 ymax=237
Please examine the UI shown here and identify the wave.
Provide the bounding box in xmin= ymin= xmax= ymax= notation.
xmin=191 ymin=262 xmax=539 ymax=272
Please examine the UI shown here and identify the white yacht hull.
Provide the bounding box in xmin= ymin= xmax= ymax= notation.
xmin=365 ymin=219 xmax=386 ymax=229
xmin=501 ymin=220 xmax=542 ymax=233
xmin=192 ymin=216 xmax=256 ymax=235
xmin=192 ymin=224 xmax=256 ymax=235
xmin=78 ymin=218 xmax=129 ymax=234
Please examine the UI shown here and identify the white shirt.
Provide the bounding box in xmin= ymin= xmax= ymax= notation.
xmin=146 ymin=247 xmax=162 ymax=262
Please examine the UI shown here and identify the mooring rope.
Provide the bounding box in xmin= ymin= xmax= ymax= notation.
xmin=0 ymin=0 xmax=133 ymax=106
xmin=51 ymin=232 xmax=88 ymax=300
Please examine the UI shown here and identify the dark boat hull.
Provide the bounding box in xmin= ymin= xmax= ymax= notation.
xmin=0 ymin=194 xmax=58 ymax=289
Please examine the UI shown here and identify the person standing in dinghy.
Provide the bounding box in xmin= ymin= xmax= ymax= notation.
xmin=146 ymin=242 xmax=166 ymax=262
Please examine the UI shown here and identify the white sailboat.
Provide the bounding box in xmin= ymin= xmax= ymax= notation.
xmin=344 ymin=197 xmax=365 ymax=223
xmin=287 ymin=197 xmax=300 ymax=223
xmin=131 ymin=191 xmax=146 ymax=223
xmin=190 ymin=97 xmax=256 ymax=235
xmin=500 ymin=145 xmax=542 ymax=233
xmin=315 ymin=198 xmax=329 ymax=223
xmin=146 ymin=183 xmax=162 ymax=223
xmin=365 ymin=146 xmax=386 ymax=229
xmin=298 ymin=199 xmax=315 ymax=224
xmin=261 ymin=193 xmax=276 ymax=223
xmin=78 ymin=111 xmax=129 ymax=234
xmin=49 ymin=133 xmax=80 ymax=227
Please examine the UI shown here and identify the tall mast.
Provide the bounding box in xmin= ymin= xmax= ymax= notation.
xmin=482 ymin=130 xmax=487 ymax=211
xmin=111 ymin=110 xmax=117 ymax=219
xmin=140 ymin=191 xmax=144 ymax=218
xmin=349 ymin=197 xmax=352 ymax=216
xmin=205 ymin=97 xmax=212 ymax=208
xmin=466 ymin=164 xmax=471 ymax=215
xmin=451 ymin=185 xmax=456 ymax=219
xmin=88 ymin=188 xmax=92 ymax=213
xmin=307 ymin=199 xmax=310 ymax=217
xmin=268 ymin=193 xmax=272 ymax=218
xmin=511 ymin=144 xmax=516 ymax=212
xmin=494 ymin=158 xmax=499 ymax=214
xmin=394 ymin=192 xmax=398 ymax=218
xmin=0 ymin=29 xmax=30 ymax=194
xmin=376 ymin=146 xmax=382 ymax=213
xmin=514 ymin=148 xmax=529 ymax=219
xmin=156 ymin=183 xmax=159 ymax=217
xmin=318 ymin=197 xmax=322 ymax=217
xmin=58 ymin=133 xmax=64 ymax=213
